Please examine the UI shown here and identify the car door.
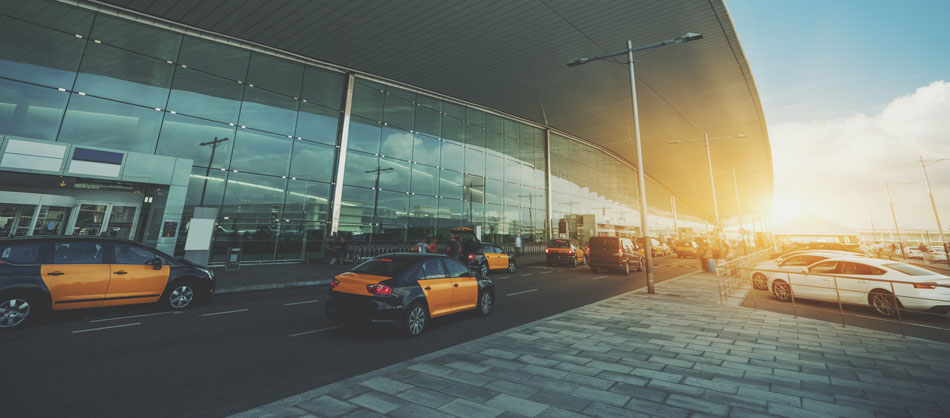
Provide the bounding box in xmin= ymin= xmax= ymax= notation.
xmin=486 ymin=246 xmax=505 ymax=270
xmin=42 ymin=241 xmax=111 ymax=310
xmin=419 ymin=259 xmax=454 ymax=317
xmin=798 ymin=261 xmax=839 ymax=300
xmin=836 ymin=262 xmax=878 ymax=304
xmin=443 ymin=258 xmax=478 ymax=312
xmin=103 ymin=243 xmax=170 ymax=306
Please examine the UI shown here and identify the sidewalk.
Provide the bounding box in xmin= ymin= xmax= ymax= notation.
xmin=232 ymin=271 xmax=950 ymax=418
xmin=214 ymin=255 xmax=548 ymax=294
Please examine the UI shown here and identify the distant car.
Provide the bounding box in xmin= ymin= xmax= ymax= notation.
xmin=770 ymin=242 xmax=867 ymax=260
xmin=545 ymin=239 xmax=587 ymax=267
xmin=905 ymin=248 xmax=925 ymax=260
xmin=0 ymin=236 xmax=215 ymax=330
xmin=675 ymin=241 xmax=698 ymax=258
xmin=463 ymin=244 xmax=516 ymax=276
xmin=750 ymin=251 xmax=867 ymax=290
xmin=926 ymin=246 xmax=948 ymax=263
xmin=767 ymin=257 xmax=950 ymax=317
xmin=636 ymin=238 xmax=665 ymax=258
xmin=325 ymin=254 xmax=494 ymax=337
xmin=587 ymin=236 xmax=643 ymax=275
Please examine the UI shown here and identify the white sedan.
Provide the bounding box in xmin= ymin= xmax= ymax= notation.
xmin=766 ymin=257 xmax=950 ymax=317
xmin=751 ymin=251 xmax=866 ymax=290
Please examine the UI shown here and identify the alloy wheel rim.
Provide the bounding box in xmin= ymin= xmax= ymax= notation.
xmin=508 ymin=262 xmax=515 ymax=272
xmin=753 ymin=274 xmax=767 ymax=289
xmin=408 ymin=306 xmax=425 ymax=335
xmin=774 ymin=283 xmax=790 ymax=300
xmin=170 ymin=285 xmax=194 ymax=309
xmin=872 ymin=294 xmax=896 ymax=316
xmin=0 ymin=298 xmax=30 ymax=328
xmin=481 ymin=264 xmax=489 ymax=276
xmin=481 ymin=293 xmax=493 ymax=314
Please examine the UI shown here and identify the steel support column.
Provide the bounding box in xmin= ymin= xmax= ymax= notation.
xmin=329 ymin=73 xmax=356 ymax=235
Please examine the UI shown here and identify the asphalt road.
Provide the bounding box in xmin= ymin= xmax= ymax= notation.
xmin=5 ymin=257 xmax=699 ymax=418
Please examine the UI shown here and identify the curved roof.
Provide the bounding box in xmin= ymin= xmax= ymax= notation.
xmin=89 ymin=0 xmax=772 ymax=222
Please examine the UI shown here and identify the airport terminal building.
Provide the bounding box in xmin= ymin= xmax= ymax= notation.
xmin=0 ymin=0 xmax=771 ymax=265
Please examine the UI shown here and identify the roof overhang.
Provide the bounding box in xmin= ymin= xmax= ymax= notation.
xmin=84 ymin=0 xmax=772 ymax=224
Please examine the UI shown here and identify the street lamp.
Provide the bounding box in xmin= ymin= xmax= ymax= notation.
xmin=365 ymin=167 xmax=394 ymax=243
xmin=198 ymin=137 xmax=230 ymax=205
xmin=884 ymin=180 xmax=913 ymax=259
xmin=920 ymin=156 xmax=950 ymax=265
xmin=568 ymin=32 xmax=703 ymax=294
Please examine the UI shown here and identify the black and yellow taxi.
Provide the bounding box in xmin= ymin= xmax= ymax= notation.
xmin=0 ymin=236 xmax=215 ymax=329
xmin=449 ymin=227 xmax=516 ymax=276
xmin=545 ymin=238 xmax=587 ymax=267
xmin=325 ymin=253 xmax=494 ymax=337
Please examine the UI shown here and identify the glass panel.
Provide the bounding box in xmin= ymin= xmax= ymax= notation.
xmin=380 ymin=127 xmax=413 ymax=161
xmin=439 ymin=170 xmax=463 ymax=200
xmin=378 ymin=158 xmax=411 ymax=192
xmin=521 ymin=164 xmax=535 ymax=188
xmin=72 ymin=204 xmax=107 ymax=236
xmin=284 ymin=180 xmax=330 ymax=222
xmin=465 ymin=148 xmax=485 ymax=176
xmin=185 ymin=167 xmax=227 ymax=208
xmin=414 ymin=105 xmax=441 ymax=138
xmin=105 ymin=205 xmax=136 ymax=239
xmin=444 ymin=102 xmax=465 ymax=120
xmin=386 ymin=85 xmax=414 ymax=102
xmin=155 ymin=113 xmax=235 ymax=168
xmin=74 ymin=42 xmax=174 ymax=108
xmin=342 ymin=151 xmax=378 ymax=188
xmin=246 ymin=53 xmax=303 ymax=97
xmin=0 ymin=0 xmax=94 ymax=35
xmin=441 ymin=116 xmax=464 ymax=144
xmin=436 ymin=198 xmax=462 ymax=226
xmin=486 ymin=154 xmax=504 ymax=180
xmin=113 ymin=243 xmax=158 ymax=264
xmin=382 ymin=95 xmax=413 ymax=130
xmin=412 ymin=133 xmax=441 ymax=167
xmin=178 ymin=36 xmax=249 ymax=81
xmin=464 ymin=174 xmax=485 ymax=203
xmin=486 ymin=113 xmax=503 ymax=133
xmin=296 ymin=101 xmax=339 ymax=145
xmin=0 ymin=78 xmax=68 ymax=141
xmin=440 ymin=141 xmax=463 ymax=171
xmin=230 ymin=129 xmax=292 ymax=176
xmin=408 ymin=195 xmax=437 ymax=227
xmin=504 ymin=181 xmax=519 ymax=206
xmin=416 ymin=95 xmax=441 ymax=111
xmin=218 ymin=172 xmax=287 ymax=261
xmin=505 ymin=119 xmax=521 ymax=140
xmin=289 ymin=140 xmax=335 ymax=182
xmin=376 ymin=190 xmax=408 ymax=225
xmin=301 ymin=66 xmax=343 ymax=109
xmin=485 ymin=130 xmax=504 ymax=154
xmin=91 ymin=14 xmax=181 ymax=61
xmin=166 ymin=67 xmax=243 ymax=123
xmin=58 ymin=94 xmax=163 ymax=153
xmin=485 ymin=179 xmax=503 ymax=204
xmin=0 ymin=16 xmax=84 ymax=88
xmin=239 ymin=87 xmax=298 ymax=136
xmin=351 ymin=81 xmax=383 ymax=121
xmin=466 ymin=107 xmax=485 ymax=127
xmin=504 ymin=158 xmax=520 ymax=184
xmin=53 ymin=241 xmax=103 ymax=264
xmin=339 ymin=186 xmax=375 ymax=225
xmin=276 ymin=220 xmax=324 ymax=260
xmin=410 ymin=164 xmax=439 ymax=196
xmin=347 ymin=116 xmax=381 ymax=154
xmin=465 ymin=124 xmax=485 ymax=148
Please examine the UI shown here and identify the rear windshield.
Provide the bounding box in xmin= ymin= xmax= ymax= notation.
xmin=589 ymin=237 xmax=618 ymax=250
xmin=547 ymin=240 xmax=571 ymax=248
xmin=351 ymin=258 xmax=416 ymax=277
xmin=884 ymin=263 xmax=937 ymax=276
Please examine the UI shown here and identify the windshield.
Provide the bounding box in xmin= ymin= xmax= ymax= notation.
xmin=351 ymin=258 xmax=416 ymax=277
xmin=884 ymin=263 xmax=937 ymax=276
xmin=547 ymin=240 xmax=571 ymax=248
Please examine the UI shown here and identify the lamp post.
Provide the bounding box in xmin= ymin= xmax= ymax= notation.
xmin=920 ymin=156 xmax=949 ymax=265
xmin=198 ymin=137 xmax=230 ymax=205
xmin=568 ymin=32 xmax=703 ymax=294
xmin=884 ymin=180 xmax=912 ymax=259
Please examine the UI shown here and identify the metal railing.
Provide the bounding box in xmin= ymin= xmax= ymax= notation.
xmin=716 ymin=248 xmax=774 ymax=305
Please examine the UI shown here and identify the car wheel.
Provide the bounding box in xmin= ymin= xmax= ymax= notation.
xmin=752 ymin=273 xmax=769 ymax=290
xmin=869 ymin=290 xmax=900 ymax=318
xmin=0 ymin=294 xmax=37 ymax=330
xmin=480 ymin=263 xmax=490 ymax=276
xmin=167 ymin=281 xmax=196 ymax=310
xmin=477 ymin=292 xmax=494 ymax=317
xmin=772 ymin=281 xmax=792 ymax=302
xmin=507 ymin=259 xmax=516 ymax=273
xmin=623 ymin=262 xmax=630 ymax=276
xmin=404 ymin=303 xmax=428 ymax=337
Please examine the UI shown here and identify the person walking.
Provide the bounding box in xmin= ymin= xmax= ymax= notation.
xmin=514 ymin=235 xmax=522 ymax=255
xmin=336 ymin=235 xmax=348 ymax=264
xmin=416 ymin=237 xmax=428 ymax=253
xmin=445 ymin=235 xmax=461 ymax=258
xmin=697 ymin=239 xmax=709 ymax=273
xmin=427 ymin=237 xmax=438 ymax=254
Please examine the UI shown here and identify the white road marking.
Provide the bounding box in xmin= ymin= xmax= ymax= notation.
xmin=72 ymin=322 xmax=141 ymax=334
xmin=519 ymin=273 xmax=532 ymax=277
xmin=592 ymin=276 xmax=609 ymax=280
xmin=495 ymin=276 xmax=510 ymax=280
xmin=290 ymin=325 xmax=346 ymax=337
xmin=88 ymin=311 xmax=182 ymax=323
xmin=540 ymin=271 xmax=552 ymax=274
xmin=507 ymin=289 xmax=539 ymax=296
xmin=284 ymin=299 xmax=320 ymax=306
xmin=556 ymin=269 xmax=566 ymax=272
xmin=200 ymin=308 xmax=249 ymax=317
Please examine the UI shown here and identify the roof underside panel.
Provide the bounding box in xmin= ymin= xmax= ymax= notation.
xmin=95 ymin=0 xmax=772 ymax=223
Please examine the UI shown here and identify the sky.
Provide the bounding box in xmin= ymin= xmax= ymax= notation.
xmin=727 ymin=0 xmax=950 ymax=232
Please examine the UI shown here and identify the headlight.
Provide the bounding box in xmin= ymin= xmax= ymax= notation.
xmin=197 ymin=267 xmax=214 ymax=279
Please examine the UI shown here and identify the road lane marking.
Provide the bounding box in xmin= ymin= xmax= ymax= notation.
xmin=507 ymin=289 xmax=539 ymax=296
xmin=520 ymin=273 xmax=533 ymax=277
xmin=200 ymin=308 xmax=249 ymax=317
xmin=495 ymin=276 xmax=510 ymax=280
xmin=540 ymin=271 xmax=552 ymax=274
xmin=284 ymin=299 xmax=320 ymax=306
xmin=592 ymin=276 xmax=608 ymax=280
xmin=72 ymin=322 xmax=141 ymax=334
xmin=88 ymin=311 xmax=182 ymax=323
xmin=556 ymin=269 xmax=566 ymax=272
xmin=290 ymin=325 xmax=346 ymax=337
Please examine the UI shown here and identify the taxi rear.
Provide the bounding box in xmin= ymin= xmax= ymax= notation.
xmin=324 ymin=256 xmax=415 ymax=326
xmin=545 ymin=239 xmax=581 ymax=266
xmin=675 ymin=241 xmax=697 ymax=257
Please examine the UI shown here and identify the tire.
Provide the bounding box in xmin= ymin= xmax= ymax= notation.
xmin=572 ymin=257 xmax=578 ymax=268
xmin=637 ymin=258 xmax=644 ymax=272
xmin=752 ymin=273 xmax=769 ymax=291
xmin=477 ymin=291 xmax=494 ymax=317
xmin=507 ymin=259 xmax=516 ymax=273
xmin=772 ymin=281 xmax=792 ymax=302
xmin=404 ymin=303 xmax=428 ymax=337
xmin=622 ymin=262 xmax=631 ymax=276
xmin=166 ymin=280 xmax=198 ymax=310
xmin=480 ymin=263 xmax=490 ymax=277
xmin=869 ymin=290 xmax=901 ymax=318
xmin=0 ymin=293 xmax=40 ymax=330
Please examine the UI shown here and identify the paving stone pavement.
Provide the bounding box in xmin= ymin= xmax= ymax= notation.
xmin=231 ymin=272 xmax=950 ymax=418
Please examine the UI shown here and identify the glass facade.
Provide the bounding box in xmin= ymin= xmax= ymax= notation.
xmin=0 ymin=0 xmax=704 ymax=264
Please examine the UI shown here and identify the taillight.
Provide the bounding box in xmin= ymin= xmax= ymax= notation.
xmin=367 ymin=283 xmax=393 ymax=295
xmin=467 ymin=254 xmax=475 ymax=261
xmin=585 ymin=246 xmax=589 ymax=253
xmin=914 ymin=282 xmax=937 ymax=289
xmin=545 ymin=249 xmax=550 ymax=254
xmin=330 ymin=279 xmax=340 ymax=289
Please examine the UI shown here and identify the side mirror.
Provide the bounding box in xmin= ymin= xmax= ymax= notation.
xmin=151 ymin=257 xmax=163 ymax=270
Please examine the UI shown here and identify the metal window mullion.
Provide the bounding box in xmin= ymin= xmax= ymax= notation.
xmin=544 ymin=129 xmax=553 ymax=241
xmin=329 ymin=73 xmax=356 ymax=235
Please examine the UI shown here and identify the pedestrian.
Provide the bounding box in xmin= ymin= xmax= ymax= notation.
xmin=337 ymin=235 xmax=348 ymax=264
xmin=327 ymin=234 xmax=339 ymax=264
xmin=416 ymin=237 xmax=428 ymax=253
xmin=697 ymin=239 xmax=708 ymax=273
xmin=427 ymin=237 xmax=438 ymax=254
xmin=445 ymin=234 xmax=461 ymax=258
xmin=514 ymin=235 xmax=522 ymax=255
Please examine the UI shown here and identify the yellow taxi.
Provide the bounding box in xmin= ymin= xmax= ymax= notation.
xmin=545 ymin=238 xmax=587 ymax=267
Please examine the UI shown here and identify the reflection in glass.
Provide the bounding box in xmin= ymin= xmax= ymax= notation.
xmin=440 ymin=142 xmax=463 ymax=171
xmin=343 ymin=151 xmax=379 ymax=188
xmin=0 ymin=16 xmax=84 ymax=88
xmin=155 ymin=113 xmax=235 ymax=168
xmin=412 ymin=134 xmax=441 ymax=167
xmin=465 ymin=148 xmax=485 ymax=176
xmin=0 ymin=78 xmax=68 ymax=141
xmin=218 ymin=172 xmax=287 ymax=261
xmin=410 ymin=164 xmax=439 ymax=197
xmin=73 ymin=204 xmax=107 ymax=236
xmin=178 ymin=37 xmax=250 ymax=81
xmin=351 ymin=82 xmax=383 ymax=121
xmin=246 ymin=52 xmax=303 ymax=97
xmin=408 ymin=195 xmax=437 ymax=227
xmin=230 ymin=129 xmax=292 ymax=176
xmin=383 ymin=95 xmax=413 ymax=130
xmin=414 ymin=105 xmax=441 ymax=138
xmin=289 ymin=140 xmax=335 ymax=182
xmin=74 ymin=42 xmax=174 ymax=108
xmin=439 ymin=170 xmax=463 ymax=200
xmin=239 ymin=87 xmax=298 ymax=136
xmin=378 ymin=158 xmax=411 ymax=192
xmin=376 ymin=191 xmax=408 ymax=225
xmin=301 ymin=66 xmax=344 ymax=110
xmin=105 ymin=206 xmax=137 ymax=239
xmin=441 ymin=116 xmax=463 ymax=143
xmin=58 ymin=93 xmax=163 ymax=153
xmin=91 ymin=14 xmax=181 ymax=61
xmin=166 ymin=68 xmax=243 ymax=123
xmin=380 ymin=127 xmax=413 ymax=161
xmin=486 ymin=154 xmax=504 ymax=180
xmin=347 ymin=116 xmax=381 ymax=154
xmin=296 ymin=102 xmax=340 ymax=145
xmin=340 ymin=186 xmax=375 ymax=225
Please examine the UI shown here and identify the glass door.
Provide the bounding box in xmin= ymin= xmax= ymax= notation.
xmin=104 ymin=205 xmax=138 ymax=239
xmin=71 ymin=204 xmax=108 ymax=236
xmin=0 ymin=204 xmax=38 ymax=237
xmin=32 ymin=206 xmax=71 ymax=236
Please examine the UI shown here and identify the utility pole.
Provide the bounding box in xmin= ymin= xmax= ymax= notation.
xmin=198 ymin=137 xmax=230 ymax=205
xmin=866 ymin=194 xmax=877 ymax=242
xmin=920 ymin=156 xmax=949 ymax=265
xmin=671 ymin=194 xmax=678 ymax=240
xmin=884 ymin=180 xmax=910 ymax=259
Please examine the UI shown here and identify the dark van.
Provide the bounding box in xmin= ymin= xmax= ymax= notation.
xmin=587 ymin=236 xmax=643 ymax=275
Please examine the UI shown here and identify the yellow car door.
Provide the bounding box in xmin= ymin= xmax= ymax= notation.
xmin=104 ymin=243 xmax=169 ymax=306
xmin=443 ymin=258 xmax=478 ymax=312
xmin=486 ymin=246 xmax=505 ymax=270
xmin=419 ymin=259 xmax=454 ymax=317
xmin=43 ymin=241 xmax=110 ymax=310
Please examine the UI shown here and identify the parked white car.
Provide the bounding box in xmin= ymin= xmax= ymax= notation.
xmin=751 ymin=251 xmax=866 ymax=290
xmin=925 ymin=246 xmax=948 ymax=263
xmin=767 ymin=257 xmax=950 ymax=317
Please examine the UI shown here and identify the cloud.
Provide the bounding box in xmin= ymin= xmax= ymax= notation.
xmin=769 ymin=80 xmax=950 ymax=231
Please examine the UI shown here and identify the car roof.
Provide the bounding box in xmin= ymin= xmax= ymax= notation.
xmin=376 ymin=252 xmax=448 ymax=260
xmin=0 ymin=236 xmax=139 ymax=244
xmin=821 ymin=257 xmax=906 ymax=267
